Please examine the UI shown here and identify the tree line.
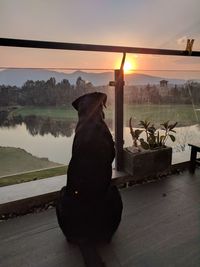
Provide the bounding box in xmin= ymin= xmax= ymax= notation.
xmin=124 ymin=82 xmax=200 ymax=104
xmin=0 ymin=77 xmax=95 ymax=106
xmin=0 ymin=76 xmax=200 ymax=107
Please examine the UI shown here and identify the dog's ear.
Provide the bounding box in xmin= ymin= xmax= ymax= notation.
xmin=72 ymin=93 xmax=107 ymax=111
xmin=72 ymin=95 xmax=84 ymax=111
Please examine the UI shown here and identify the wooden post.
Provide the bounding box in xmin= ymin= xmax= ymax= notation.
xmin=115 ymin=69 xmax=124 ymax=171
xmin=189 ymin=146 xmax=197 ymax=174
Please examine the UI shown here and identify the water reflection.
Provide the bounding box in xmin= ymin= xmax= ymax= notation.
xmin=0 ymin=110 xmax=113 ymax=164
xmin=0 ymin=110 xmax=199 ymax=165
xmin=0 ymin=112 xmax=74 ymax=137
xmin=0 ymin=111 xmax=22 ymax=128
xmin=24 ymin=116 xmax=75 ymax=137
xmin=0 ymin=110 xmax=113 ymax=138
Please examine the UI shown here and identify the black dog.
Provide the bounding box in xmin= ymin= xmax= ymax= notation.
xmin=56 ymin=92 xmax=123 ymax=243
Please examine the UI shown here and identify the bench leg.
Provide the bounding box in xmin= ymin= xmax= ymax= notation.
xmin=189 ymin=147 xmax=197 ymax=174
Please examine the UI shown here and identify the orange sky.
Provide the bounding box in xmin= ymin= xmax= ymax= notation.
xmin=1 ymin=47 xmax=199 ymax=79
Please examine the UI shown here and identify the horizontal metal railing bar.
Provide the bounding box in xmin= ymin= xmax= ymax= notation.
xmin=0 ymin=38 xmax=200 ymax=57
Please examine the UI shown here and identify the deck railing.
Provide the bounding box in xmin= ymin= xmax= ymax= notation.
xmin=0 ymin=37 xmax=200 ymax=170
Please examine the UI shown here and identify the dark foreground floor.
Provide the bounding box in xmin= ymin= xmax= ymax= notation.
xmin=0 ymin=169 xmax=200 ymax=267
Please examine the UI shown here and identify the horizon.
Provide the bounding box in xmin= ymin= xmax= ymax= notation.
xmin=1 ymin=67 xmax=200 ymax=81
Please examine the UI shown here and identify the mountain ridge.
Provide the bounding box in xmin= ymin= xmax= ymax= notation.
xmin=0 ymin=69 xmax=186 ymax=87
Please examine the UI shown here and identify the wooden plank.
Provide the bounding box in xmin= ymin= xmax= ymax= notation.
xmin=0 ymin=209 xmax=85 ymax=267
xmin=0 ymin=170 xmax=200 ymax=267
xmin=116 ymin=171 xmax=200 ymax=267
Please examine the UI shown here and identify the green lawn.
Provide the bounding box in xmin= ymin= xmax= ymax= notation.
xmin=0 ymin=146 xmax=62 ymax=177
xmin=0 ymin=146 xmax=67 ymax=187
xmin=14 ymin=104 xmax=200 ymax=126
xmin=0 ymin=165 xmax=67 ymax=187
xmin=13 ymin=106 xmax=77 ymax=120
xmin=124 ymin=104 xmax=200 ymax=126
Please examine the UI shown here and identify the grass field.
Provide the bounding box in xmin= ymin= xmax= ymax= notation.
xmin=0 ymin=165 xmax=67 ymax=187
xmin=14 ymin=106 xmax=78 ymax=120
xmin=14 ymin=105 xmax=114 ymax=121
xmin=14 ymin=104 xmax=200 ymax=126
xmin=0 ymin=146 xmax=62 ymax=177
xmin=0 ymin=146 xmax=67 ymax=187
xmin=124 ymin=104 xmax=200 ymax=126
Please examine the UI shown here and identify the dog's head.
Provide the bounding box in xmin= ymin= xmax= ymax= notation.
xmin=72 ymin=92 xmax=107 ymax=119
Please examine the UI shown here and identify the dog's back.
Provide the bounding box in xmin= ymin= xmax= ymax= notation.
xmin=56 ymin=92 xmax=122 ymax=243
xmin=67 ymin=116 xmax=115 ymax=200
xmin=67 ymin=93 xmax=115 ymax=198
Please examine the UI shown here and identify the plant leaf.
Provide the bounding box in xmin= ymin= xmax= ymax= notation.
xmin=160 ymin=121 xmax=169 ymax=129
xmin=169 ymin=122 xmax=178 ymax=130
xmin=169 ymin=134 xmax=176 ymax=142
xmin=129 ymin=117 xmax=135 ymax=137
xmin=140 ymin=139 xmax=149 ymax=150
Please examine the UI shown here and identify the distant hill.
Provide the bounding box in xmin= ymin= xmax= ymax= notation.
xmin=0 ymin=69 xmax=186 ymax=87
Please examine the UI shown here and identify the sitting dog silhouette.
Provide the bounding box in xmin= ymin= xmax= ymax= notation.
xmin=56 ymin=92 xmax=123 ymax=243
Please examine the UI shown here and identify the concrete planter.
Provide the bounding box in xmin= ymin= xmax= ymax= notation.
xmin=123 ymin=146 xmax=172 ymax=181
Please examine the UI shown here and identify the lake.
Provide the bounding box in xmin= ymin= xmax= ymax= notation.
xmin=0 ymin=114 xmax=199 ymax=166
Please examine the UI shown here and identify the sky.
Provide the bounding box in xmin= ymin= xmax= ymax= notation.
xmin=0 ymin=0 xmax=200 ymax=78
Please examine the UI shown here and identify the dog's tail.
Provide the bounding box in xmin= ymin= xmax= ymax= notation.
xmin=78 ymin=242 xmax=106 ymax=267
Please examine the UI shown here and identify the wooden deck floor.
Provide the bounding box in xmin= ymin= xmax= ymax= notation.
xmin=0 ymin=169 xmax=200 ymax=267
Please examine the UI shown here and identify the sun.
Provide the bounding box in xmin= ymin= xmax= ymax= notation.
xmin=124 ymin=61 xmax=133 ymax=74
xmin=115 ymin=56 xmax=137 ymax=74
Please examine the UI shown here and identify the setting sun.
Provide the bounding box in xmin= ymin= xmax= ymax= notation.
xmin=124 ymin=61 xmax=134 ymax=74
xmin=115 ymin=56 xmax=137 ymax=74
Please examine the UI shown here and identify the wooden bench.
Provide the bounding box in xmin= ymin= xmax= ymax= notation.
xmin=188 ymin=143 xmax=200 ymax=174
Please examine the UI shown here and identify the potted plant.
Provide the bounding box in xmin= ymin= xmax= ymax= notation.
xmin=123 ymin=118 xmax=177 ymax=180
